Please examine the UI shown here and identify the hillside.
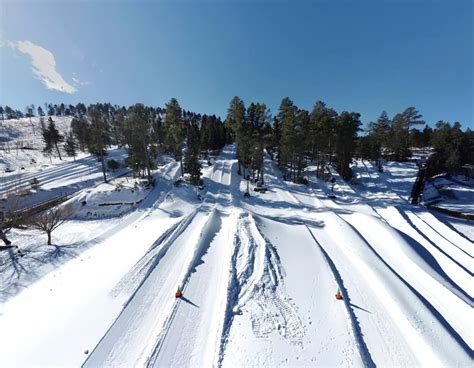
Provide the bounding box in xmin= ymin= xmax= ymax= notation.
xmin=0 ymin=143 xmax=472 ymax=367
xmin=0 ymin=116 xmax=131 ymax=213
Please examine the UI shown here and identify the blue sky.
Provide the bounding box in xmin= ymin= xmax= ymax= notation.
xmin=0 ymin=0 xmax=472 ymax=128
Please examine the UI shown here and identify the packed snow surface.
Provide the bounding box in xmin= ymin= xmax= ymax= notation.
xmin=0 ymin=145 xmax=472 ymax=367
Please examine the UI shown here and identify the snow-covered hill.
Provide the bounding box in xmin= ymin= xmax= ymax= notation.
xmin=0 ymin=145 xmax=472 ymax=367
xmin=0 ymin=116 xmax=131 ymax=214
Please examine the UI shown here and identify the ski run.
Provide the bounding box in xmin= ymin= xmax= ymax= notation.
xmin=0 ymin=145 xmax=472 ymax=367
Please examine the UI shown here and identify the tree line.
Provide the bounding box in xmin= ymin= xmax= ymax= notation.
xmin=39 ymin=100 xmax=227 ymax=185
xmin=226 ymin=97 xmax=473 ymax=182
xmin=3 ymin=98 xmax=472 ymax=183
xmin=1 ymin=99 xmax=228 ymax=246
xmin=359 ymin=109 xmax=473 ymax=176
xmin=0 ymin=103 xmax=88 ymax=120
xmin=1 ymin=97 xmax=472 ymax=247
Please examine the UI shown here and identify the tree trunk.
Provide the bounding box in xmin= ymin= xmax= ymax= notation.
xmin=47 ymin=231 xmax=52 ymax=245
xmin=180 ymin=157 xmax=184 ymax=177
xmin=316 ymin=153 xmax=320 ymax=177
xmin=30 ymin=116 xmax=35 ymax=135
xmin=290 ymin=156 xmax=295 ymax=181
xmin=55 ymin=142 xmax=62 ymax=160
xmin=144 ymin=141 xmax=151 ymax=183
xmin=101 ymin=153 xmax=107 ymax=183
xmin=0 ymin=229 xmax=12 ymax=246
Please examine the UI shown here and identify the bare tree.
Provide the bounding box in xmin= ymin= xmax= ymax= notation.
xmin=29 ymin=205 xmax=75 ymax=245
xmin=0 ymin=200 xmax=26 ymax=246
xmin=0 ymin=226 xmax=12 ymax=246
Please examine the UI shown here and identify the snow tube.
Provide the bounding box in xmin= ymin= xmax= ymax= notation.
xmin=175 ymin=291 xmax=183 ymax=298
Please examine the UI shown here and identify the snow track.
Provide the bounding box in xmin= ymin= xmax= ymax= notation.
xmin=110 ymin=209 xmax=199 ymax=299
xmin=338 ymin=212 xmax=473 ymax=349
xmin=221 ymin=213 xmax=364 ymax=366
xmin=83 ymin=149 xmax=240 ymax=367
xmin=2 ymin=145 xmax=472 ymax=367
xmin=147 ymin=210 xmax=238 ymax=367
xmin=373 ymin=207 xmax=472 ymax=298
xmin=264 ymin=155 xmax=472 ymax=366
xmin=83 ymin=210 xmax=212 ymax=367
xmin=409 ymin=209 xmax=473 ymax=258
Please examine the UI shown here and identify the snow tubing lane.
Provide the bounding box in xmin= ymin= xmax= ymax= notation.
xmin=146 ymin=208 xmax=223 ymax=367
xmin=304 ymin=225 xmax=376 ymax=368
xmin=81 ymin=210 xmax=200 ymax=367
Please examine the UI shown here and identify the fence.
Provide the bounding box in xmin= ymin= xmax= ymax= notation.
xmin=1 ymin=193 xmax=70 ymax=226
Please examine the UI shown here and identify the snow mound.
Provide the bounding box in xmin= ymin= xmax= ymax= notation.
xmin=67 ymin=179 xmax=152 ymax=219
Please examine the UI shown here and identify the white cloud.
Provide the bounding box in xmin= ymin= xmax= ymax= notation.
xmin=72 ymin=73 xmax=90 ymax=87
xmin=10 ymin=40 xmax=77 ymax=94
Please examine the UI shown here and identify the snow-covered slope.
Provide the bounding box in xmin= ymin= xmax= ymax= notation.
xmin=0 ymin=145 xmax=472 ymax=367
xmin=0 ymin=116 xmax=132 ymax=216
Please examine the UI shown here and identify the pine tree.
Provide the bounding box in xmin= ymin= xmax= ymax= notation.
xmin=390 ymin=107 xmax=425 ymax=159
xmin=421 ymin=125 xmax=433 ymax=147
xmin=309 ymin=101 xmax=338 ymax=175
xmin=123 ymin=103 xmax=156 ymax=181
xmin=427 ymin=121 xmax=471 ymax=176
xmin=42 ymin=123 xmax=53 ymax=155
xmin=87 ymin=105 xmax=111 ymax=182
xmin=363 ymin=111 xmax=391 ymax=166
xmin=409 ymin=128 xmax=424 ymax=148
xmin=26 ymin=105 xmax=35 ymax=135
xmin=278 ymin=97 xmax=298 ymax=180
xmin=47 ymin=119 xmax=64 ymax=160
xmin=334 ymin=112 xmax=361 ymax=179
xmin=184 ymin=123 xmax=202 ymax=185
xmin=164 ymin=98 xmax=186 ymax=176
xmin=244 ymin=102 xmax=271 ymax=183
xmin=226 ymin=96 xmax=247 ymax=175
xmin=64 ymin=131 xmax=77 ymax=160
xmin=71 ymin=117 xmax=90 ymax=151
xmin=272 ymin=115 xmax=282 ymax=156
xmin=4 ymin=106 xmax=13 ymax=119
xmin=372 ymin=111 xmax=391 ymax=145
xmin=200 ymin=115 xmax=211 ymax=153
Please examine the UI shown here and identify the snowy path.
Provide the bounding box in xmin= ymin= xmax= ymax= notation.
xmin=256 ymin=155 xmax=472 ymax=366
xmin=409 ymin=210 xmax=473 ymax=257
xmin=83 ymin=148 xmax=239 ymax=367
xmin=148 ymin=211 xmax=238 ymax=367
xmin=146 ymin=151 xmax=238 ymax=366
xmin=268 ymin=174 xmax=428 ymax=366
xmin=291 ymin=189 xmax=471 ymax=366
xmin=83 ymin=210 xmax=212 ymax=367
xmin=218 ymin=156 xmax=365 ymax=366
xmin=373 ymin=207 xmax=473 ymax=298
xmin=338 ymin=211 xmax=473 ymax=345
xmin=221 ymin=214 xmax=364 ymax=366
